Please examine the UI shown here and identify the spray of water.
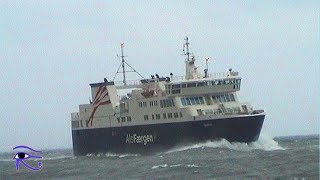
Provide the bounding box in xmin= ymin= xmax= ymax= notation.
xmin=165 ymin=134 xmax=284 ymax=154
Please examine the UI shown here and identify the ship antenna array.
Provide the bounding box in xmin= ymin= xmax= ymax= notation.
xmin=112 ymin=43 xmax=144 ymax=86
xmin=183 ymin=36 xmax=190 ymax=61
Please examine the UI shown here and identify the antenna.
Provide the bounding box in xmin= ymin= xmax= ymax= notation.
xmin=120 ymin=43 xmax=126 ymax=86
xmin=183 ymin=36 xmax=190 ymax=61
xmin=204 ymin=57 xmax=209 ymax=78
xmin=112 ymin=43 xmax=144 ymax=85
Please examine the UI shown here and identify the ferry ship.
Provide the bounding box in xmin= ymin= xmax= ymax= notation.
xmin=71 ymin=37 xmax=265 ymax=155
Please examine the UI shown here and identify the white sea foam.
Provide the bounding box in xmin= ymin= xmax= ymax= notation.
xmin=186 ymin=164 xmax=200 ymax=168
xmin=169 ymin=164 xmax=182 ymax=167
xmin=151 ymin=164 xmax=168 ymax=169
xmin=41 ymin=156 xmax=73 ymax=160
xmin=105 ymin=153 xmax=139 ymax=158
xmin=152 ymin=164 xmax=199 ymax=169
xmin=165 ymin=134 xmax=284 ymax=153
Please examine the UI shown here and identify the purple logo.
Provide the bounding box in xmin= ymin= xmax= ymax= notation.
xmin=13 ymin=145 xmax=43 ymax=171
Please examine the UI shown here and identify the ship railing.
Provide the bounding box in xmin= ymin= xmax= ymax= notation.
xmin=114 ymin=80 xmax=141 ymax=86
xmin=71 ymin=112 xmax=80 ymax=121
xmin=171 ymin=72 xmax=238 ymax=82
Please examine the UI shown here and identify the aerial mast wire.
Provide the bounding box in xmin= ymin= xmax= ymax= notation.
xmin=112 ymin=43 xmax=145 ymax=85
xmin=120 ymin=43 xmax=126 ymax=86
xmin=184 ymin=36 xmax=190 ymax=61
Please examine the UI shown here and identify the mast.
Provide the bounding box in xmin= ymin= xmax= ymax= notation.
xmin=120 ymin=43 xmax=126 ymax=86
xmin=112 ymin=43 xmax=144 ymax=85
xmin=184 ymin=36 xmax=190 ymax=61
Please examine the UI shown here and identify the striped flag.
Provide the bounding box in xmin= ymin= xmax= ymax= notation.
xmin=87 ymin=86 xmax=111 ymax=127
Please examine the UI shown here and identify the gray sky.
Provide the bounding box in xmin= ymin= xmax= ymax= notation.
xmin=1 ymin=1 xmax=319 ymax=152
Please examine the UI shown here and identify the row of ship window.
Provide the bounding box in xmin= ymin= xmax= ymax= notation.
xmin=180 ymin=96 xmax=205 ymax=106
xmin=212 ymin=94 xmax=235 ymax=103
xmin=144 ymin=112 xmax=183 ymax=120
xmin=117 ymin=116 xmax=132 ymax=123
xmin=180 ymin=94 xmax=236 ymax=106
xmin=117 ymin=112 xmax=183 ymax=123
xmin=138 ymin=99 xmax=175 ymax=108
xmin=167 ymin=79 xmax=241 ymax=89
xmin=166 ymin=79 xmax=241 ymax=94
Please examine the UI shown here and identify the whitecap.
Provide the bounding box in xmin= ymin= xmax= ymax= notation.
xmin=151 ymin=164 xmax=168 ymax=169
xmin=186 ymin=164 xmax=200 ymax=168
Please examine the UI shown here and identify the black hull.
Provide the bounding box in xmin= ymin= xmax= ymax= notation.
xmin=72 ymin=114 xmax=265 ymax=156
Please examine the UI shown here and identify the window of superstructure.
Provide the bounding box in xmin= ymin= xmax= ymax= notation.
xmin=174 ymin=112 xmax=179 ymax=118
xmin=225 ymin=94 xmax=231 ymax=102
xmin=197 ymin=82 xmax=205 ymax=87
xmin=121 ymin=117 xmax=126 ymax=122
xmin=117 ymin=117 xmax=120 ymax=123
xmin=181 ymin=98 xmax=186 ymax=106
xmin=230 ymin=94 xmax=235 ymax=101
xmin=212 ymin=96 xmax=218 ymax=103
xmin=160 ymin=99 xmax=175 ymax=108
xmin=180 ymin=97 xmax=205 ymax=106
xmin=156 ymin=114 xmax=160 ymax=119
xmin=172 ymin=84 xmax=181 ymax=89
xmin=152 ymin=114 xmax=155 ymax=120
xmin=179 ymin=112 xmax=183 ymax=117
xmin=194 ymin=97 xmax=200 ymax=104
xmin=199 ymin=97 xmax=205 ymax=104
xmin=127 ymin=116 xmax=132 ymax=122
xmin=163 ymin=113 xmax=167 ymax=119
xmin=144 ymin=115 xmax=149 ymax=120
xmin=150 ymin=101 xmax=153 ymax=106
xmin=181 ymin=84 xmax=186 ymax=88
xmin=168 ymin=113 xmax=173 ymax=119
xmin=172 ymin=89 xmax=181 ymax=94
xmin=143 ymin=102 xmax=147 ymax=107
xmin=187 ymin=82 xmax=196 ymax=87
xmin=154 ymin=101 xmax=158 ymax=106
xmin=190 ymin=97 xmax=196 ymax=105
xmin=185 ymin=98 xmax=191 ymax=105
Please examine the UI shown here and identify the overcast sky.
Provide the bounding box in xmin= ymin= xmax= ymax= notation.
xmin=1 ymin=1 xmax=319 ymax=152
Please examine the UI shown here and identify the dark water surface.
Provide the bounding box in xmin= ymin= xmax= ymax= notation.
xmin=1 ymin=135 xmax=319 ymax=179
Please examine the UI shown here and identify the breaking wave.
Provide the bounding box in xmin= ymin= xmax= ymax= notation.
xmin=151 ymin=164 xmax=200 ymax=169
xmin=165 ymin=134 xmax=284 ymax=154
xmin=86 ymin=153 xmax=139 ymax=158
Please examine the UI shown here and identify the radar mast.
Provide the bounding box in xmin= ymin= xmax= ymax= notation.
xmin=113 ymin=43 xmax=144 ymax=86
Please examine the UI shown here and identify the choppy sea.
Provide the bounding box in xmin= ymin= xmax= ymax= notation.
xmin=0 ymin=134 xmax=319 ymax=179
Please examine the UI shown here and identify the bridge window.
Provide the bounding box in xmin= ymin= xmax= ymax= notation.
xmin=144 ymin=115 xmax=149 ymax=120
xmin=172 ymin=89 xmax=181 ymax=94
xmin=168 ymin=113 xmax=173 ymax=119
xmin=212 ymin=94 xmax=236 ymax=103
xmin=197 ymin=82 xmax=205 ymax=87
xmin=174 ymin=112 xmax=179 ymax=118
xmin=172 ymin=84 xmax=181 ymax=89
xmin=187 ymin=82 xmax=196 ymax=87
xmin=160 ymin=99 xmax=175 ymax=108
xmin=180 ymin=97 xmax=205 ymax=106
xmin=156 ymin=114 xmax=160 ymax=119
xmin=230 ymin=94 xmax=235 ymax=101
